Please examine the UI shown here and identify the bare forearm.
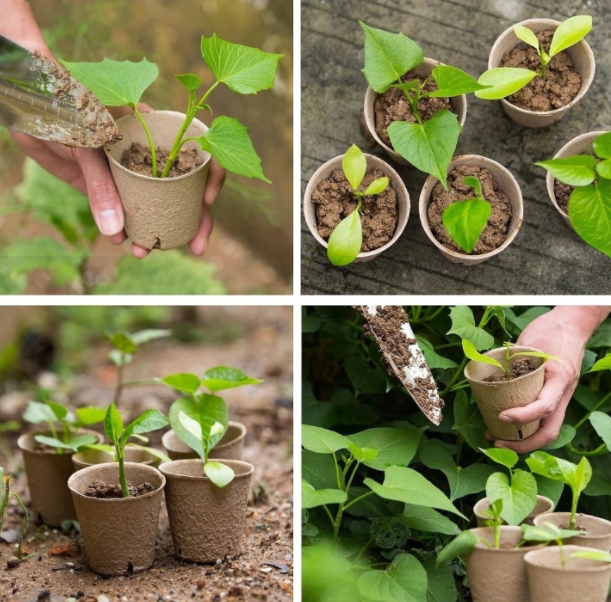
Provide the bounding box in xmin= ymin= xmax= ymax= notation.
xmin=546 ymin=306 xmax=610 ymax=345
xmin=0 ymin=0 xmax=51 ymax=56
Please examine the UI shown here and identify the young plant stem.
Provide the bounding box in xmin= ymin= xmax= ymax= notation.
xmin=573 ymin=392 xmax=611 ymax=430
xmin=10 ymin=492 xmax=28 ymax=559
xmin=504 ymin=343 xmax=512 ymax=380
xmin=113 ymin=360 xmax=124 ymax=406
xmin=321 ymin=504 xmax=336 ymax=529
xmin=118 ymin=453 xmax=129 ymax=498
xmin=133 ymin=107 xmax=158 ymax=178
xmin=0 ymin=476 xmax=10 ymax=531
xmin=569 ymin=493 xmax=579 ymax=530
xmin=342 ymin=491 xmax=374 ymax=513
xmin=567 ymin=442 xmax=608 ymax=457
xmin=494 ymin=523 xmax=501 ymax=550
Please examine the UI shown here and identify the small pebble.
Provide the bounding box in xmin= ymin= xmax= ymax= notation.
xmin=66 ymin=562 xmax=75 ymax=568
xmin=196 ymin=580 xmax=205 ymax=589
xmin=98 ymin=595 xmax=110 ymax=602
xmin=259 ymin=567 xmax=272 ymax=573
xmin=215 ymin=558 xmax=222 ymax=567
xmin=6 ymin=556 xmax=19 ymax=569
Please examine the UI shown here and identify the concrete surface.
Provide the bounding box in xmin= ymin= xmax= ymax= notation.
xmin=301 ymin=0 xmax=611 ymax=294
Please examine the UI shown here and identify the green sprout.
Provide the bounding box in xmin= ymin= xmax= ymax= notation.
xmin=0 ymin=468 xmax=28 ymax=561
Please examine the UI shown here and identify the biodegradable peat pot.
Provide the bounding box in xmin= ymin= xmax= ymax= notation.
xmin=419 ymin=155 xmax=523 ymax=264
xmin=488 ymin=19 xmax=595 ymax=128
xmin=303 ymin=153 xmax=410 ymax=263
xmin=159 ymin=459 xmax=253 ymax=563
xmin=68 ymin=462 xmax=165 ymax=575
xmin=72 ymin=447 xmax=161 ymax=471
xmin=525 ymin=545 xmax=611 ymax=602
xmin=18 ymin=429 xmax=103 ymax=527
xmin=105 ymin=110 xmax=211 ymax=250
xmin=466 ymin=526 xmax=544 ymax=602
xmin=534 ymin=512 xmax=611 ymax=552
xmin=364 ymin=57 xmax=468 ymax=165
xmin=474 ymin=495 xmax=554 ymax=527
xmin=545 ymin=130 xmax=607 ymax=227
xmin=162 ymin=421 xmax=247 ymax=461
xmin=464 ymin=345 xmax=546 ymax=440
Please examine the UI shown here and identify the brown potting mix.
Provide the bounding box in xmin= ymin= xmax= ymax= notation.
xmin=484 ymin=358 xmax=537 ymax=382
xmin=501 ymin=30 xmax=582 ymax=111
xmin=428 ymin=164 xmax=512 ymax=254
xmin=554 ymin=179 xmax=573 ymax=214
xmin=121 ymin=142 xmax=203 ymax=178
xmin=84 ymin=480 xmax=155 ymax=499
xmin=312 ymin=168 xmax=397 ymax=252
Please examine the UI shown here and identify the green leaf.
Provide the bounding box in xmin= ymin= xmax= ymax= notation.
xmin=448 ymin=306 xmax=495 ymax=351
xmin=302 ymin=479 xmax=347 ymax=509
xmin=197 ymin=116 xmax=269 ymax=182
xmin=364 ymin=466 xmax=465 ymax=517
xmin=104 ymin=403 xmax=123 ymax=446
xmin=347 ymin=442 xmax=378 ymax=461
xmin=160 ymin=373 xmax=201 ymax=394
xmin=176 ymin=73 xmax=202 ymax=91
xmin=416 ymin=336 xmax=458 ymax=370
xmin=593 ymin=132 xmax=611 ymax=159
xmin=344 ymin=356 xmax=387 ymax=395
xmin=486 ymin=470 xmax=537 ymax=526
xmin=535 ymin=475 xmax=564 ymax=506
xmin=527 ymin=452 xmax=592 ymax=499
xmin=358 ymin=554 xmax=427 ymax=602
xmin=424 ymin=559 xmax=457 ymax=602
xmin=388 ymin=110 xmax=460 ymax=189
xmin=200 ymin=34 xmax=282 ymax=95
xmin=535 ymin=156 xmax=597 ymax=187
xmin=475 ymin=68 xmax=537 ymax=100
xmin=514 ymin=25 xmax=540 ymax=49
xmin=521 ymin=523 xmax=583 ymax=544
xmin=75 ymin=407 xmax=106 ymax=426
xmin=541 ymin=424 xmax=576 ymax=450
xmin=549 ymin=15 xmax=592 ymax=57
xmin=34 ymin=434 xmax=98 ymax=453
xmin=23 ymin=401 xmax=58 ymax=425
xmin=588 ymin=353 xmax=611 ymax=373
xmin=364 ymin=177 xmax=389 ymax=196
xmin=359 ymin=21 xmax=424 ymax=93
xmin=442 ymin=199 xmax=491 ymax=254
xmin=400 ymin=505 xmax=460 ymax=535
xmin=464 ymin=176 xmax=483 ymax=199
xmin=569 ymin=179 xmax=611 ymax=258
xmin=204 ymin=461 xmax=235 ymax=488
xmin=479 ymin=447 xmax=518 ymax=469
xmin=61 ymin=58 xmax=158 ymax=107
xmin=596 ymin=159 xmax=611 ymax=180
xmin=302 ymin=425 xmax=349 ymax=454
xmin=452 ymin=390 xmax=488 ymax=451
xmin=590 ymin=411 xmax=611 ymax=451
xmin=130 ymin=329 xmax=171 ymax=345
xmin=201 ymin=366 xmax=262 ymax=393
xmin=342 ymin=144 xmax=366 ymax=191
xmin=511 ymin=350 xmax=562 ymax=363
xmin=348 ymin=427 xmax=425 ymax=470
xmin=327 ymin=209 xmax=362 ymax=267
xmin=569 ymin=550 xmax=611 ymax=563
xmin=429 ymin=65 xmax=489 ymax=97
xmin=124 ymin=409 xmax=168 ymax=440
xmin=107 ymin=332 xmax=137 ymax=355
xmin=436 ymin=530 xmax=478 ymax=566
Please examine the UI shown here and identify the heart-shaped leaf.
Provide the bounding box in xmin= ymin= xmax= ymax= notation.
xmin=204 ymin=461 xmax=235 ymax=488
xmin=448 ymin=306 xmax=494 ymax=351
xmin=486 ymin=470 xmax=537 ymax=526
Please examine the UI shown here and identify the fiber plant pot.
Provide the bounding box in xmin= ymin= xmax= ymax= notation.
xmin=534 ymin=512 xmax=611 ymax=552
xmin=488 ymin=19 xmax=595 ymax=128
xmin=161 ymin=421 xmax=247 ymax=461
xmin=303 ymin=153 xmax=410 ymax=263
xmin=465 ymin=526 xmax=544 ymax=602
xmin=545 ymin=131 xmax=607 ymax=227
xmin=525 ymin=545 xmax=611 ymax=602
xmin=464 ymin=345 xmax=546 ymax=441
xmin=364 ymin=57 xmax=468 ymax=165
xmin=68 ymin=462 xmax=165 ymax=575
xmin=105 ymin=110 xmax=211 ymax=250
xmin=17 ymin=429 xmax=103 ymax=527
xmin=474 ymin=495 xmax=554 ymax=527
xmin=72 ymin=447 xmax=162 ymax=471
xmin=159 ymin=459 xmax=253 ymax=563
xmin=419 ymin=154 xmax=523 ymax=265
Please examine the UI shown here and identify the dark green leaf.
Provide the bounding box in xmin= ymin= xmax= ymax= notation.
xmin=348 ymin=427 xmax=425 ymax=470
xmin=589 ymin=411 xmax=611 ymax=451
xmin=400 ymin=505 xmax=460 ymax=535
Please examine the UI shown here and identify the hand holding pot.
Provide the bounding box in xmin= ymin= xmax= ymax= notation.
xmin=492 ymin=306 xmax=610 ymax=453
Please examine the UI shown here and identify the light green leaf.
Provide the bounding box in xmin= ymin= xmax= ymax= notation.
xmin=522 ymin=523 xmax=583 ymax=543
xmin=511 ymin=351 xmax=562 ymax=363
xmin=173 ymin=395 xmax=228 ymax=454
xmin=75 ymin=407 xmax=106 ymax=426
xmin=131 ymin=329 xmax=171 ymax=345
xmin=527 ymin=452 xmax=592 ymax=499
xmin=541 ymin=424 xmax=576 ymax=450
xmin=107 ymin=332 xmax=137 ymax=355
xmin=358 ymin=554 xmax=427 ymax=602
xmin=61 ymin=58 xmax=158 ymax=106
xmin=108 ymin=349 xmax=132 ymax=367
xmin=475 ymin=68 xmax=537 ymax=100
xmin=179 ymin=411 xmax=202 ymax=442
xmin=342 ymin=144 xmax=367 ymax=191
xmin=589 ymin=354 xmax=611 ymax=373
xmin=388 ymin=110 xmax=460 ymax=189
xmin=429 ymin=65 xmax=489 ymax=97
xmin=569 ymin=179 xmax=611 ymax=258
xmin=347 ymin=442 xmax=378 ymax=461
xmin=359 ymin=21 xmax=424 ymax=93
xmin=596 ymin=159 xmax=611 ymax=180
xmin=23 ymin=401 xmax=59 ymax=425
xmin=593 ymin=132 xmax=611 ymax=159
xmin=348 ymin=427 xmax=425 ymax=470
xmin=327 ymin=209 xmax=362 ymax=266
xmin=549 ymin=15 xmax=592 ymax=57
xmin=104 ymin=403 xmax=123 ymax=446
xmin=34 ymin=434 xmax=98 ymax=453
xmin=302 ymin=479 xmax=347 ymax=509
xmin=514 ymin=25 xmax=540 ymax=49
xmin=302 ymin=425 xmax=349 ymax=454
xmin=479 ymin=447 xmax=518 ymax=469
xmin=124 ymin=409 xmax=168 ymax=440
xmin=448 ymin=306 xmax=495 ymax=351
xmin=176 ymin=73 xmax=202 ymax=91
xmin=535 ymin=156 xmax=597 ymax=187
xmin=160 ymin=373 xmax=201 ymax=394
xmin=464 ymin=176 xmax=483 ymax=198
xmin=400 ymin=505 xmax=461 ymax=535
xmin=435 ymin=530 xmax=478 ymax=566
xmin=589 ymin=411 xmax=611 ymax=451
xmin=201 ymin=366 xmax=262 ymax=393
xmin=416 ymin=336 xmax=458 ymax=370
xmin=204 ymin=461 xmax=235 ymax=488
xmin=200 ymin=34 xmax=282 ymax=95
xmin=442 ymin=199 xmax=491 ymax=254
xmin=570 ymin=550 xmax=611 ymax=563
xmin=364 ymin=177 xmax=389 ymax=196
xmin=486 ymin=470 xmax=537 ymax=526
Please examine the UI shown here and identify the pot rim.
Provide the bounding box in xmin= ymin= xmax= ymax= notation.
xmin=419 ymin=154 xmax=523 ymax=261
xmin=464 ymin=344 xmax=547 ymax=385
xmin=18 ymin=429 xmax=103 ymax=456
xmin=159 ymin=458 xmax=254 ymax=481
xmin=470 ymin=526 xmax=545 ymax=553
xmin=524 ymin=544 xmax=611 ymax=572
xmin=104 ymin=110 xmax=212 ymax=183
xmin=67 ymin=461 xmax=165 ymax=502
xmin=534 ymin=512 xmax=611 ymax=539
xmin=489 ymin=18 xmax=596 ymax=119
xmin=162 ymin=421 xmax=247 ymax=452
xmin=474 ymin=494 xmax=554 ymax=518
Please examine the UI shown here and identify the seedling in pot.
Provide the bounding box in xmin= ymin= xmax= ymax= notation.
xmin=62 ymin=35 xmax=282 ymax=180
xmin=0 ymin=467 xmax=28 ymax=560
xmin=476 ymin=16 xmax=592 ymax=101
xmin=523 ymin=523 xmax=587 ymax=568
xmin=536 ymin=132 xmax=611 ymax=259
xmin=326 ymin=145 xmax=389 ymax=266
xmin=360 ymin=21 xmax=489 ymax=187
xmin=103 ymin=404 xmax=169 ymax=498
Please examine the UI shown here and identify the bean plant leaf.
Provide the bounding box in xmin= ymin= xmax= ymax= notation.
xmin=597 ymin=160 xmax=611 ymax=180
xmin=435 ymin=530 xmax=478 ymax=566
xmin=200 ymin=34 xmax=282 ymax=95
xmin=359 ymin=21 xmax=424 ymax=93
xmin=442 ymin=199 xmax=491 ymax=254
xmin=479 ymin=447 xmax=518 ymax=469
xmin=104 ymin=403 xmax=123 ymax=446
xmin=514 ymin=25 xmax=540 ymax=49
xmin=203 ymin=461 xmax=235 ymax=488
xmin=302 ymin=479 xmax=347 ymax=509
xmin=201 ymin=366 xmax=262 ymax=393
xmin=347 ymin=442 xmax=378 ymax=461
xmin=549 ymin=15 xmax=592 ymax=57
xmin=511 ymin=351 xmax=562 ymax=363
xmin=159 ymin=373 xmax=202 ymax=394
xmin=448 ymin=306 xmax=495 ymax=351
xmin=542 ymin=424 xmax=577 ymax=450
xmin=569 ymin=179 xmax=611 ymax=259
xmin=302 ymin=425 xmax=350 ymax=454
xmin=388 ymin=110 xmax=461 ymax=189
xmin=400 ymin=505 xmax=460 ymax=535
xmin=588 ymin=353 xmax=611 ymax=373
xmin=424 ymin=559 xmax=457 ymax=602
xmin=176 ymin=73 xmax=202 ymax=91
xmin=342 ymin=144 xmax=367 ymax=191
xmin=475 ymin=68 xmax=537 ymax=100
xmin=593 ymin=133 xmax=611 ymax=159
xmin=131 ymin=329 xmax=171 ymax=345
xmin=416 ymin=336 xmax=458 ymax=370
xmin=327 ymin=210 xmax=362 ymax=266
xmin=486 ymin=470 xmax=537 ymax=526
xmin=453 ymin=390 xmax=489 ymax=451
xmin=34 ymin=434 xmax=97 ymax=453
xmin=535 ymin=156 xmax=597 ymax=187
xmin=463 ymin=339 xmax=503 ymax=371
xmin=348 ymin=427 xmax=425 ymax=470
xmin=570 ymin=550 xmax=611 ymax=563
xmin=108 ymin=332 xmax=137 ymax=355
xmin=75 ymin=407 xmax=107 ymax=426
xmin=429 ymin=65 xmax=489 ymax=97
xmin=23 ymin=401 xmax=59 ymax=425
xmin=589 ymin=411 xmax=611 ymax=451
xmin=61 ymin=58 xmax=159 ymax=107
xmin=357 ymin=554 xmax=427 ymax=602
xmin=527 ymin=452 xmax=592 ymax=499
xmin=364 ymin=177 xmax=389 ymax=196
xmin=124 ymin=409 xmax=168 ymax=440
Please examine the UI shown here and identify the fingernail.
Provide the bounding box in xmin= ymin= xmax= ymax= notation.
xmin=98 ymin=209 xmax=122 ymax=235
xmin=499 ymin=414 xmax=513 ymax=423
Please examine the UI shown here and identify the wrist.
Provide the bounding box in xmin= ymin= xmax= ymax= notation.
xmin=548 ymin=306 xmax=609 ymax=345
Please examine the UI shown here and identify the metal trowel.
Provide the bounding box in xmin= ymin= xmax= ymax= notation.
xmin=356 ymin=305 xmax=445 ymax=425
xmin=0 ymin=33 xmax=120 ymax=147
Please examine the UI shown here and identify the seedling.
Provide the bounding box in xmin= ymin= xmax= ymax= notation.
xmin=326 ymin=145 xmax=389 ymax=266
xmin=0 ymin=467 xmax=28 ymax=560
xmin=83 ymin=442 xmax=170 ymax=465
xmin=462 ymin=340 xmax=561 ymax=381
xmin=536 ymin=132 xmax=611 ymax=259
xmin=482 ymin=497 xmax=505 ymax=549
xmin=442 ymin=176 xmax=492 ymax=253
xmin=62 ymin=35 xmax=282 ymax=180
xmin=526 ymin=452 xmax=591 ymax=530
xmin=104 ymin=403 xmax=169 ymax=498
xmin=521 ymin=523 xmax=585 ymax=568
xmin=23 ymin=398 xmax=106 ymax=453
xmin=160 ymin=367 xmax=263 ymax=488
xmin=476 ymin=16 xmax=592 ymax=101
xmin=360 ymin=21 xmax=489 ymax=187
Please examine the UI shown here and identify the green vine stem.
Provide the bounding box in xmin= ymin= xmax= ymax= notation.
xmin=118 ymin=453 xmax=129 ymax=498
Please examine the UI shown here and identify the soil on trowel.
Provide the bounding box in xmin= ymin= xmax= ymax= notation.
xmin=500 ymin=30 xmax=582 ymax=111
xmin=83 ymin=480 xmax=155 ymax=499
xmin=312 ymin=168 xmax=397 ymax=252
xmin=375 ymin=73 xmax=455 ymax=147
xmin=428 ymin=164 xmax=513 ymax=255
xmin=121 ymin=142 xmax=203 ymax=178
xmin=554 ymin=179 xmax=574 ymax=214
xmin=485 ymin=358 xmax=537 ymax=382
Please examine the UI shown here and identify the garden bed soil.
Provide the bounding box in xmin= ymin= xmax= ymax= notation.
xmin=121 ymin=142 xmax=203 ymax=178
xmin=83 ymin=481 xmax=155 ymax=499
xmin=484 ymin=358 xmax=537 ymax=382
xmin=312 ymin=168 xmax=397 ymax=252
xmin=500 ymin=30 xmax=582 ymax=112
xmin=554 ymin=179 xmax=573 ymax=214
xmin=374 ymin=74 xmax=453 ymax=146
xmin=428 ymin=165 xmax=512 ymax=254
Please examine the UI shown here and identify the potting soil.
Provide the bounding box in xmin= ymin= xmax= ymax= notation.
xmin=121 ymin=142 xmax=203 ymax=178
xmin=484 ymin=358 xmax=537 ymax=382
xmin=83 ymin=480 xmax=155 ymax=499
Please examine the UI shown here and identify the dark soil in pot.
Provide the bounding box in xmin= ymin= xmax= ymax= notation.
xmin=121 ymin=142 xmax=203 ymax=178
xmin=311 ymin=168 xmax=397 ymax=252
xmin=484 ymin=358 xmax=537 ymax=382
xmin=375 ymin=73 xmax=454 ymax=147
xmin=501 ymin=30 xmax=581 ymax=111
xmin=427 ymin=165 xmax=512 ymax=254
xmin=554 ymin=180 xmax=573 ymax=214
xmin=84 ymin=480 xmax=156 ymax=499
